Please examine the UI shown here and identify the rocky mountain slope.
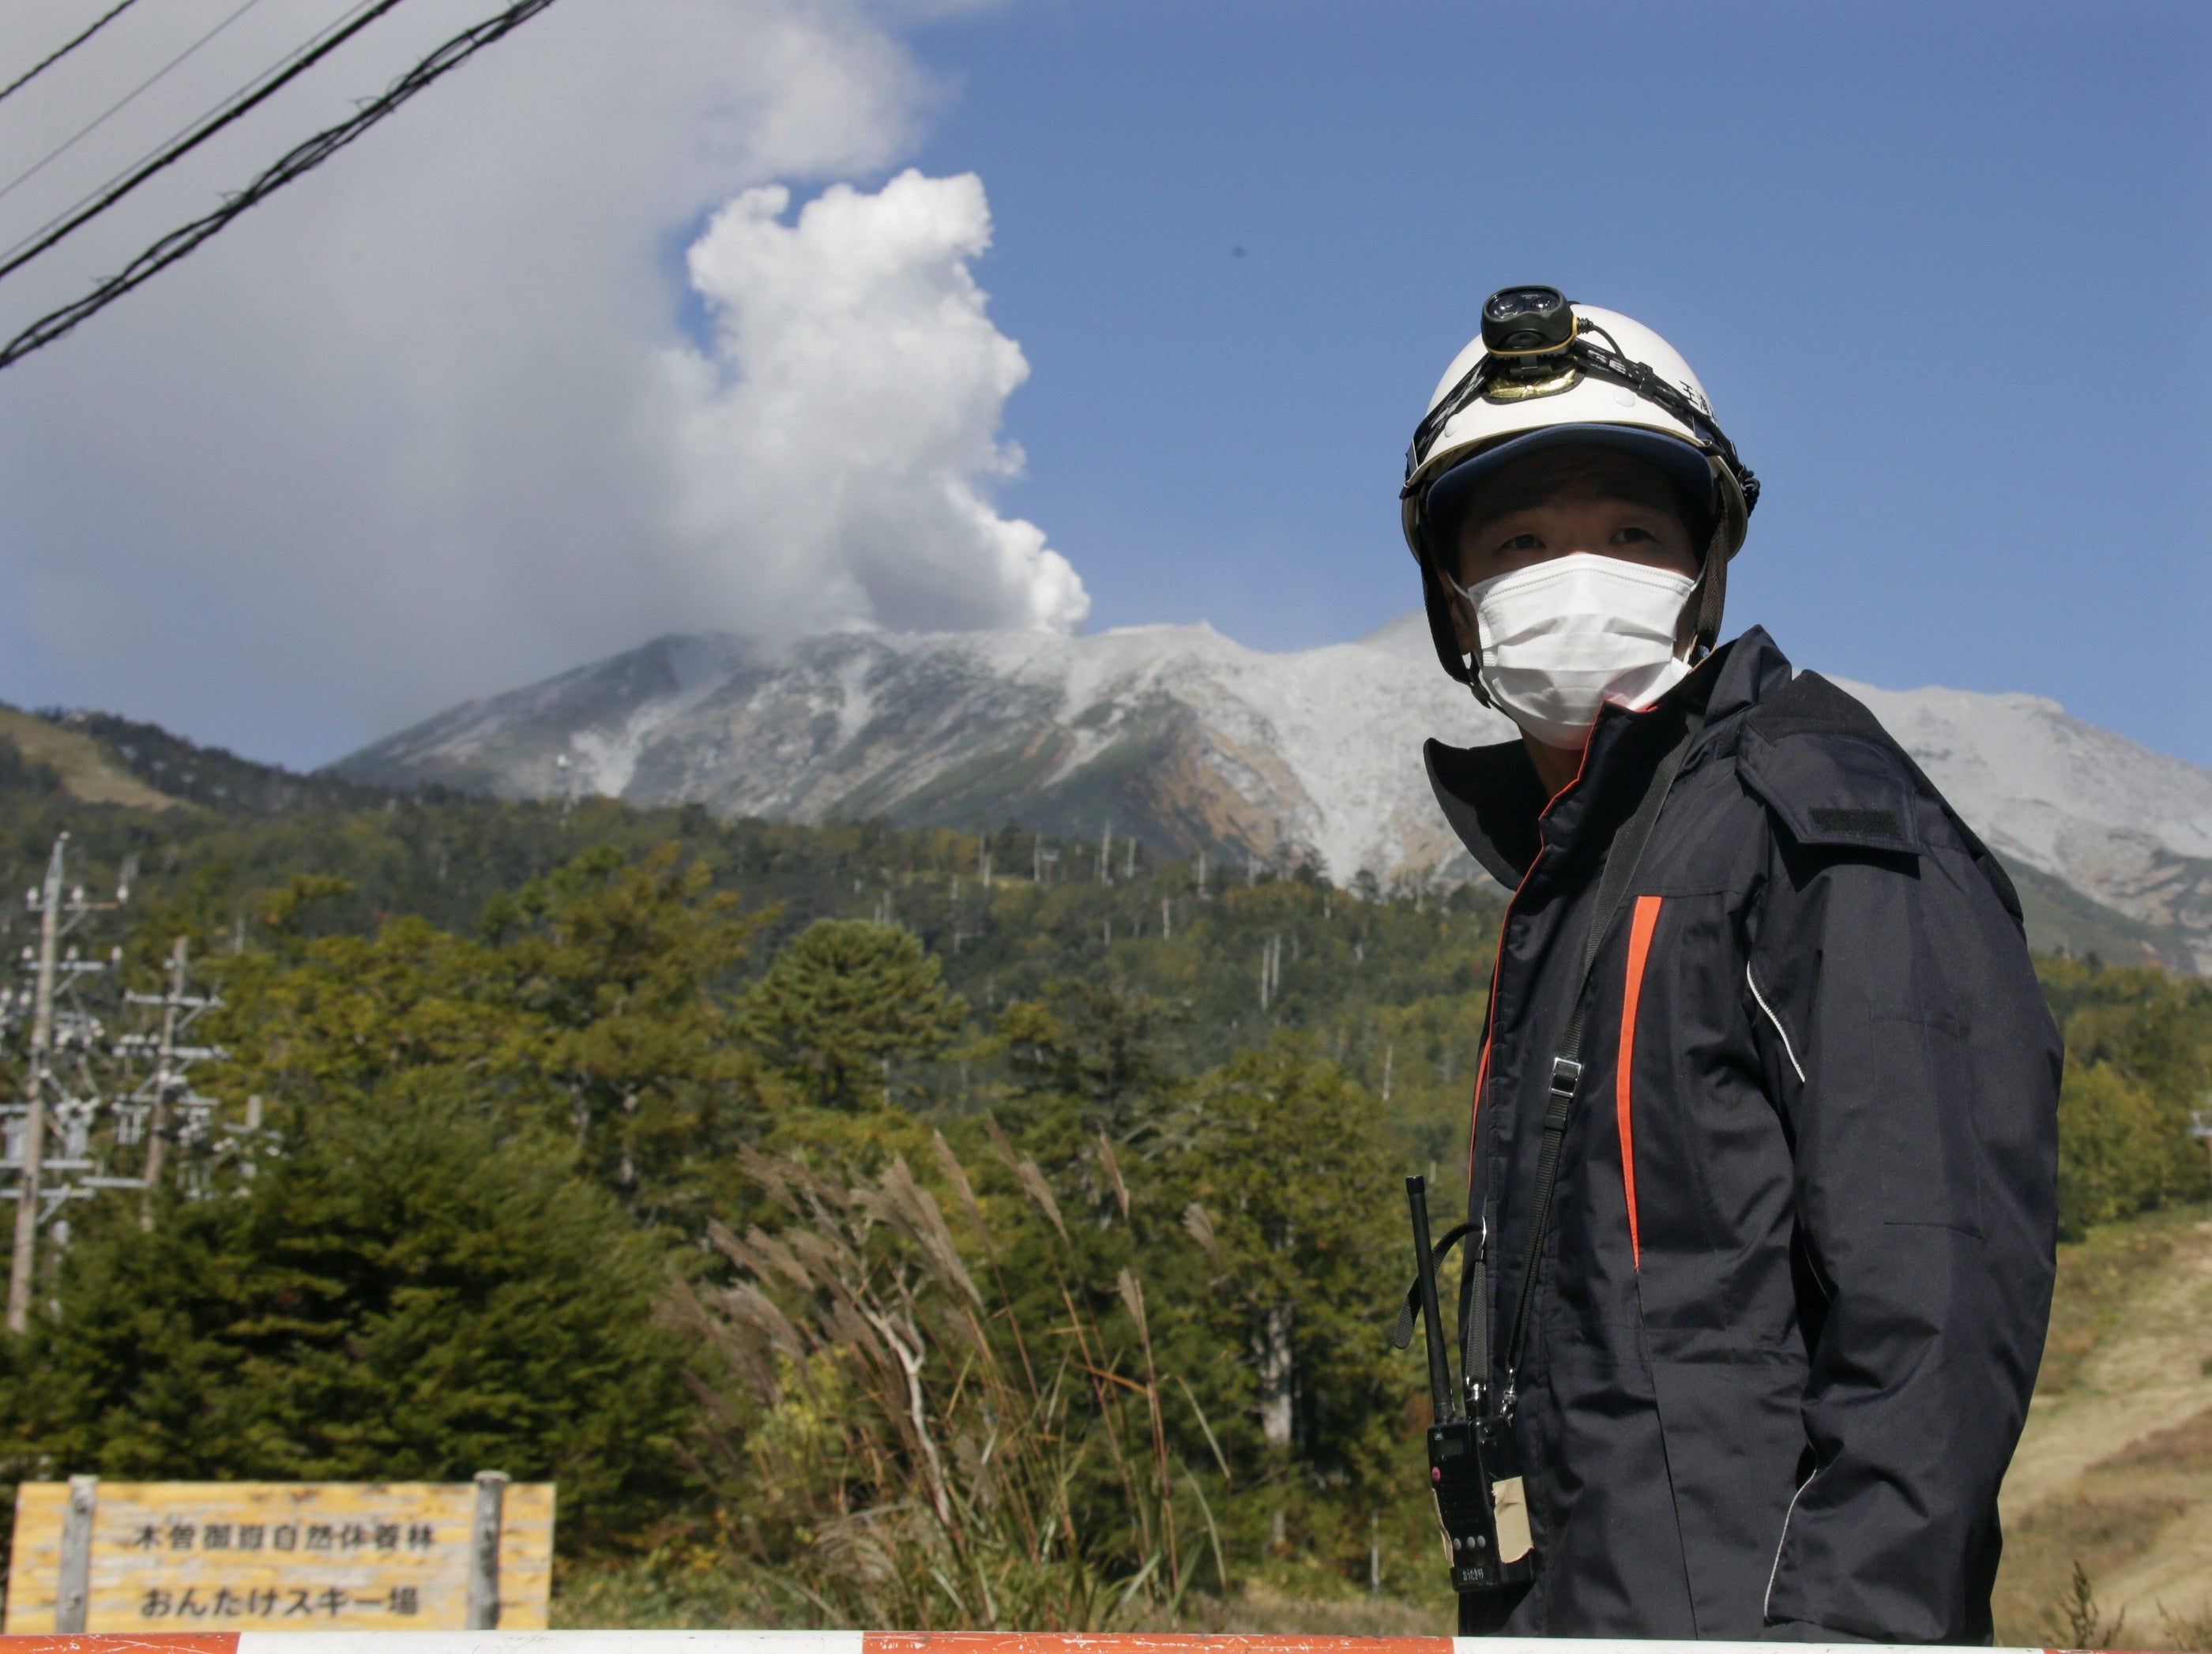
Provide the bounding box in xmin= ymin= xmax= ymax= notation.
xmin=335 ymin=615 xmax=2212 ymax=972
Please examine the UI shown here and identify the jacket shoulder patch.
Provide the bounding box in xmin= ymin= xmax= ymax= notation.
xmin=1738 ymin=727 xmax=1923 ymax=855
xmin=1735 ymin=674 xmax=1925 ymax=855
xmin=1734 ymin=672 xmax=2026 ymax=924
xmin=1738 ymin=671 xmax=2026 ymax=925
xmin=1808 ymin=806 xmax=1904 ymax=840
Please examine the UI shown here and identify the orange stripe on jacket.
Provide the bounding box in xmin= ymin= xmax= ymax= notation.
xmin=1617 ymin=894 xmax=1664 ymax=1269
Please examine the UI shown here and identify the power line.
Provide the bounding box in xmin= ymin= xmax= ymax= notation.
xmin=0 ymin=0 xmax=150 ymax=110
xmin=1 ymin=0 xmax=391 ymax=269
xmin=0 ymin=0 xmax=408 ymax=283
xmin=0 ymin=0 xmax=562 ymax=375
xmin=0 ymin=0 xmax=269 ymax=212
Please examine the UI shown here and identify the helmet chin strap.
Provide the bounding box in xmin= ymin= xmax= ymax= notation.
xmin=1466 ymin=624 xmax=1494 ymax=709
xmin=1427 ymin=557 xmax=1495 ymax=707
xmin=1679 ymin=526 xmax=1729 ymax=659
xmin=1417 ymin=553 xmax=1488 ymax=697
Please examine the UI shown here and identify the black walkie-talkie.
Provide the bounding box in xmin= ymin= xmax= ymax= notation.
xmin=1403 ymin=1175 xmax=1533 ymax=1596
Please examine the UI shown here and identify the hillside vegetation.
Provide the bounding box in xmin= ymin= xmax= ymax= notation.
xmin=0 ymin=712 xmax=2203 ymax=1633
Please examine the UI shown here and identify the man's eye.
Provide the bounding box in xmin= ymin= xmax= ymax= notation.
xmin=1615 ymin=526 xmax=1655 ymax=543
xmin=1499 ymin=532 xmax=1542 ymax=553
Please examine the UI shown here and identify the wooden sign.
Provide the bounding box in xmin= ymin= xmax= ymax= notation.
xmin=3 ymin=1475 xmax=553 ymax=1633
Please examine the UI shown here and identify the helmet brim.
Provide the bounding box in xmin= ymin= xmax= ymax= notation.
xmin=1422 ymin=423 xmax=1720 ymax=559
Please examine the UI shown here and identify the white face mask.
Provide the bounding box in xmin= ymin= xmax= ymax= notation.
xmin=1451 ymin=553 xmax=1696 ymax=750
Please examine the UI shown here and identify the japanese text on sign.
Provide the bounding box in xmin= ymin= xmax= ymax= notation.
xmin=4 ymin=1480 xmax=553 ymax=1633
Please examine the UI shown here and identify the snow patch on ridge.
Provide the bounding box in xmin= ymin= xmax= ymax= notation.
xmin=335 ymin=615 xmax=2212 ymax=969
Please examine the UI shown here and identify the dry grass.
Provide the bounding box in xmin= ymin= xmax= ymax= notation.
xmin=0 ymin=710 xmax=182 ymax=810
xmin=1996 ymin=1207 xmax=2212 ymax=1647
xmin=561 ymin=1202 xmax=2212 ymax=1637
xmin=550 ymin=1564 xmax=1452 ymax=1636
xmin=2159 ymin=1603 xmax=2212 ymax=1653
xmin=551 ymin=1551 xmax=766 ymax=1630
xmin=657 ymin=1139 xmax=1247 ymax=1630
xmin=2094 ymin=1405 xmax=2212 ymax=1476
xmin=2038 ymin=1209 xmax=2199 ymax=1395
xmin=1138 ymin=1582 xmax=1449 ymax=1635
xmin=1992 ymin=1492 xmax=2190 ymax=1643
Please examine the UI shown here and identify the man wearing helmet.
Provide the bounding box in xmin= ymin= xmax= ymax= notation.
xmin=1403 ymin=289 xmax=2059 ymax=1641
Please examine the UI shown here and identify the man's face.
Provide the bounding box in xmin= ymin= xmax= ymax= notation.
xmin=1443 ymin=449 xmax=1701 ymax=655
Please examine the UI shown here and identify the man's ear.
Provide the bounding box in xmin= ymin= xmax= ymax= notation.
xmin=1450 ymin=589 xmax=1477 ymax=656
xmin=1430 ymin=536 xmax=1479 ymax=656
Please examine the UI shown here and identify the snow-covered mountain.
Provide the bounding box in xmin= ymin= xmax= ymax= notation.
xmin=334 ymin=615 xmax=2212 ymax=972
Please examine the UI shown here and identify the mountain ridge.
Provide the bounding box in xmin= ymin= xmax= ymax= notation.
xmin=333 ymin=617 xmax=2212 ymax=974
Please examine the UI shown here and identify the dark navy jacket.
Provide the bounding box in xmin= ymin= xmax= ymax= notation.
xmin=1428 ymin=628 xmax=2060 ymax=1642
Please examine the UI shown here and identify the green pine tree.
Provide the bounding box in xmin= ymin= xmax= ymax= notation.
xmin=739 ymin=919 xmax=967 ymax=1111
xmin=6 ymin=1088 xmax=691 ymax=1551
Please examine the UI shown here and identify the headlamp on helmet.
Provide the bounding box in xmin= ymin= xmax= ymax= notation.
xmin=1481 ymin=285 xmax=1577 ymax=355
xmin=1407 ymin=287 xmax=1758 ymax=517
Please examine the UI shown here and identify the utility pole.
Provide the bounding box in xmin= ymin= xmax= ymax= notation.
xmin=5 ymin=836 xmax=129 ymax=1332
xmin=137 ymin=938 xmax=190 ymax=1226
xmin=8 ymin=836 xmax=68 ymax=1334
xmin=118 ymin=937 xmax=224 ymax=1216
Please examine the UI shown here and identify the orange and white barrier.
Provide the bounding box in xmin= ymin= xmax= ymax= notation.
xmin=0 ymin=1633 xmax=2086 ymax=1654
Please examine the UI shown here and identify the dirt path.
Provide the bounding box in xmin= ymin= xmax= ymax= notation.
xmin=1996 ymin=1214 xmax=2212 ymax=1641
xmin=2003 ymin=1218 xmax=2212 ymax=1516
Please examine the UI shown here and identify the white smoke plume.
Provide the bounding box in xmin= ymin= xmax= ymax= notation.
xmin=0 ymin=0 xmax=1078 ymax=764
xmin=660 ymin=169 xmax=1084 ymax=639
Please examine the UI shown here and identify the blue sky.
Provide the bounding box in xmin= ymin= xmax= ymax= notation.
xmin=0 ymin=0 xmax=2203 ymax=770
xmin=900 ymin=0 xmax=2212 ymax=763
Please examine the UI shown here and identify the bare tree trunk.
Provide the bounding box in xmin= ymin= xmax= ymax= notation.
xmin=866 ymin=1306 xmax=954 ymax=1528
xmin=1255 ymin=1301 xmax=1294 ymax=1447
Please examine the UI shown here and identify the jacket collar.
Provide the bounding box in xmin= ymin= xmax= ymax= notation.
xmin=1424 ymin=626 xmax=1795 ymax=885
xmin=1702 ymin=622 xmax=1794 ymax=725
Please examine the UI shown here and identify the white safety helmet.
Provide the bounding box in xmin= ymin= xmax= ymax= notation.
xmin=1401 ymin=286 xmax=1759 ymax=690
